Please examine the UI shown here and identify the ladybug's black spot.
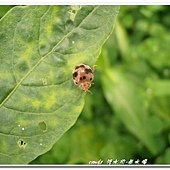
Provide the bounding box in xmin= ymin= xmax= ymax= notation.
xmin=75 ymin=66 xmax=80 ymax=69
xmin=75 ymin=65 xmax=85 ymax=69
xmin=73 ymin=72 xmax=78 ymax=79
xmin=80 ymin=77 xmax=83 ymax=81
xmin=79 ymin=64 xmax=85 ymax=68
xmin=83 ymin=76 xmax=86 ymax=79
xmin=75 ymin=81 xmax=78 ymax=84
xmin=85 ymin=68 xmax=92 ymax=74
xmin=90 ymin=78 xmax=92 ymax=81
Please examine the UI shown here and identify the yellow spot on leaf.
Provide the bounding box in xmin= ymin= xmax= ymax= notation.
xmin=46 ymin=24 xmax=52 ymax=37
xmin=21 ymin=43 xmax=35 ymax=62
xmin=44 ymin=93 xmax=57 ymax=109
xmin=32 ymin=100 xmax=41 ymax=108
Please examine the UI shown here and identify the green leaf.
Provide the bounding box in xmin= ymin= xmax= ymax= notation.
xmin=101 ymin=68 xmax=164 ymax=155
xmin=156 ymin=148 xmax=170 ymax=164
xmin=115 ymin=21 xmax=130 ymax=58
xmin=0 ymin=5 xmax=119 ymax=163
xmin=0 ymin=6 xmax=13 ymax=18
xmin=138 ymin=35 xmax=170 ymax=70
xmin=147 ymin=80 xmax=170 ymax=96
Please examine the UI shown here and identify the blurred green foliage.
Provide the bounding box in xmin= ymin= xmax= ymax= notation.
xmin=1 ymin=5 xmax=170 ymax=164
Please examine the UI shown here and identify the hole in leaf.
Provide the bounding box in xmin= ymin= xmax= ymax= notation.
xmin=72 ymin=10 xmax=76 ymax=14
xmin=38 ymin=121 xmax=47 ymax=132
xmin=17 ymin=139 xmax=27 ymax=149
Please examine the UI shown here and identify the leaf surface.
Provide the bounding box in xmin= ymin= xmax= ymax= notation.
xmin=0 ymin=5 xmax=119 ymax=163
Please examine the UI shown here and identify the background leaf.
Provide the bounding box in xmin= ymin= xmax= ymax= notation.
xmin=0 ymin=5 xmax=119 ymax=163
xmin=0 ymin=6 xmax=13 ymax=18
xmin=101 ymin=67 xmax=165 ymax=155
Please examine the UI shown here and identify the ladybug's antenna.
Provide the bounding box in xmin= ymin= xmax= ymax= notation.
xmin=93 ymin=65 xmax=97 ymax=71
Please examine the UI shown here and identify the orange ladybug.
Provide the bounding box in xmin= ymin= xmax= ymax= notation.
xmin=72 ymin=64 xmax=94 ymax=92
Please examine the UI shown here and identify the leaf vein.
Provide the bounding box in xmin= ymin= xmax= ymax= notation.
xmin=37 ymin=6 xmax=51 ymax=56
xmin=21 ymin=78 xmax=70 ymax=87
xmin=2 ymin=93 xmax=82 ymax=114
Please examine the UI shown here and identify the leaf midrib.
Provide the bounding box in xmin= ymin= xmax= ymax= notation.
xmin=0 ymin=6 xmax=99 ymax=108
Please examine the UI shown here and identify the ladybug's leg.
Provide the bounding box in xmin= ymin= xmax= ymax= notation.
xmin=86 ymin=89 xmax=92 ymax=94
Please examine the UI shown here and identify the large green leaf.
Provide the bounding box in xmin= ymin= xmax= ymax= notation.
xmin=0 ymin=5 xmax=119 ymax=163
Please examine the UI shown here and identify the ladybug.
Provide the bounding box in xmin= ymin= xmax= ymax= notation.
xmin=72 ymin=64 xmax=95 ymax=92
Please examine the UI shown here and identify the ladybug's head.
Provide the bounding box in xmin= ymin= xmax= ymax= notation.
xmin=79 ymin=82 xmax=91 ymax=92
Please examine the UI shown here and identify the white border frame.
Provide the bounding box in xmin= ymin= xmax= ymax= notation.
xmin=0 ymin=0 xmax=170 ymax=5
xmin=0 ymin=1 xmax=169 ymax=169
